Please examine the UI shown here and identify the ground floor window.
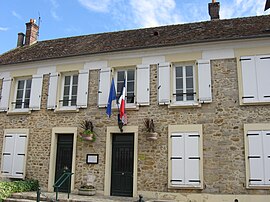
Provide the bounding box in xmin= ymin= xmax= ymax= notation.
xmin=168 ymin=124 xmax=203 ymax=189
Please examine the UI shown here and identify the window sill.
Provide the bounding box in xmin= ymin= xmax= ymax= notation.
xmin=54 ymin=107 xmax=79 ymax=113
xmin=7 ymin=109 xmax=31 ymax=115
xmin=112 ymin=105 xmax=139 ymax=111
xmin=169 ymin=102 xmax=201 ymax=108
xmin=168 ymin=185 xmax=203 ymax=190
xmin=241 ymin=101 xmax=270 ymax=106
xmin=246 ymin=185 xmax=270 ymax=189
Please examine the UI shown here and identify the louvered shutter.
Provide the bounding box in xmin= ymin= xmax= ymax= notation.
xmin=263 ymin=131 xmax=270 ymax=185
xmin=197 ymin=60 xmax=212 ymax=103
xmin=185 ymin=133 xmax=200 ymax=185
xmin=136 ymin=64 xmax=150 ymax=105
xmin=240 ymin=56 xmax=258 ymax=103
xmin=256 ymin=55 xmax=270 ymax=102
xmin=171 ymin=133 xmax=184 ymax=186
xmin=77 ymin=70 xmax=89 ymax=108
xmin=47 ymin=72 xmax=59 ymax=109
xmin=247 ymin=131 xmax=264 ymax=185
xmin=29 ymin=74 xmax=43 ymax=110
xmin=1 ymin=134 xmax=15 ymax=176
xmin=98 ymin=68 xmax=110 ymax=107
xmin=12 ymin=134 xmax=27 ymax=178
xmin=0 ymin=77 xmax=12 ymax=111
xmin=158 ymin=62 xmax=170 ymax=105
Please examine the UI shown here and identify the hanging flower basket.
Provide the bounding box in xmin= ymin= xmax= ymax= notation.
xmin=146 ymin=132 xmax=158 ymax=140
xmin=78 ymin=120 xmax=96 ymax=142
xmin=144 ymin=118 xmax=158 ymax=141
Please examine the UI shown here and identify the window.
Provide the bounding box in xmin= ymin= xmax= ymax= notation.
xmin=168 ymin=125 xmax=203 ymax=189
xmin=14 ymin=78 xmax=32 ymax=109
xmin=98 ymin=65 xmax=150 ymax=108
xmin=158 ymin=60 xmax=212 ymax=106
xmin=47 ymin=70 xmax=89 ymax=110
xmin=245 ymin=128 xmax=270 ymax=187
xmin=1 ymin=129 xmax=29 ymax=179
xmin=173 ymin=64 xmax=195 ymax=103
xmin=240 ymin=55 xmax=270 ymax=104
xmin=61 ymin=74 xmax=78 ymax=107
xmin=116 ymin=69 xmax=135 ymax=104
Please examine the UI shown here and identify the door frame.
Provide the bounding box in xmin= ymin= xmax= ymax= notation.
xmin=48 ymin=127 xmax=77 ymax=192
xmin=104 ymin=126 xmax=138 ymax=197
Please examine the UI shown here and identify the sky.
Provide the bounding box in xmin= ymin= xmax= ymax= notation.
xmin=0 ymin=0 xmax=269 ymax=54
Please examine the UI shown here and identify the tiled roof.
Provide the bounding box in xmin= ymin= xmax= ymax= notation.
xmin=0 ymin=15 xmax=270 ymax=65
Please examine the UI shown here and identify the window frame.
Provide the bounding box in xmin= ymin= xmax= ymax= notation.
xmin=244 ymin=124 xmax=270 ymax=189
xmin=239 ymin=55 xmax=270 ymax=105
xmin=171 ymin=62 xmax=198 ymax=106
xmin=114 ymin=67 xmax=137 ymax=108
xmin=59 ymin=72 xmax=79 ymax=110
xmin=1 ymin=129 xmax=29 ymax=179
xmin=12 ymin=77 xmax=32 ymax=111
xmin=168 ymin=124 xmax=203 ymax=189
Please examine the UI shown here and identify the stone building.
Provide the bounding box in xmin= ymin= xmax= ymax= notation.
xmin=0 ymin=2 xmax=270 ymax=201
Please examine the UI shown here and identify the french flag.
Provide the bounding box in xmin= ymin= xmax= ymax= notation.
xmin=118 ymin=78 xmax=127 ymax=124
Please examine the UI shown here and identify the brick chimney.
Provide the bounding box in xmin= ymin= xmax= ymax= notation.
xmin=208 ymin=0 xmax=220 ymax=20
xmin=25 ymin=19 xmax=39 ymax=46
xmin=17 ymin=32 xmax=25 ymax=47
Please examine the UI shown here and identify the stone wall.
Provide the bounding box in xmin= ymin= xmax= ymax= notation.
xmin=0 ymin=58 xmax=270 ymax=195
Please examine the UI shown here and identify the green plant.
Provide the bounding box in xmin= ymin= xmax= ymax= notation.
xmin=0 ymin=179 xmax=39 ymax=200
xmin=80 ymin=120 xmax=94 ymax=132
xmin=78 ymin=120 xmax=96 ymax=142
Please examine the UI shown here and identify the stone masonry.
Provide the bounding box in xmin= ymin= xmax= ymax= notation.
xmin=0 ymin=58 xmax=270 ymax=196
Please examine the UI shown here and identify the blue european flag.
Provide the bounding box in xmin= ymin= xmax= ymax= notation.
xmin=106 ymin=78 xmax=117 ymax=117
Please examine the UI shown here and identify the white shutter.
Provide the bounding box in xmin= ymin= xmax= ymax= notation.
xmin=256 ymin=55 xmax=270 ymax=102
xmin=47 ymin=72 xmax=59 ymax=109
xmin=197 ymin=60 xmax=212 ymax=103
xmin=98 ymin=68 xmax=111 ymax=108
xmin=77 ymin=70 xmax=89 ymax=108
xmin=0 ymin=77 xmax=12 ymax=111
xmin=12 ymin=134 xmax=27 ymax=179
xmin=136 ymin=64 xmax=150 ymax=105
xmin=185 ymin=133 xmax=200 ymax=185
xmin=29 ymin=74 xmax=43 ymax=110
xmin=240 ymin=56 xmax=258 ymax=103
xmin=171 ymin=133 xmax=184 ymax=186
xmin=263 ymin=131 xmax=270 ymax=185
xmin=247 ymin=131 xmax=264 ymax=185
xmin=158 ymin=62 xmax=170 ymax=105
xmin=1 ymin=134 xmax=15 ymax=176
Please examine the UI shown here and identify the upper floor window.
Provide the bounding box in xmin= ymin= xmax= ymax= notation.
xmin=61 ymin=74 xmax=78 ymax=107
xmin=98 ymin=65 xmax=150 ymax=108
xmin=158 ymin=60 xmax=212 ymax=107
xmin=116 ymin=69 xmax=135 ymax=105
xmin=240 ymin=55 xmax=270 ymax=104
xmin=47 ymin=70 xmax=89 ymax=110
xmin=14 ymin=78 xmax=32 ymax=109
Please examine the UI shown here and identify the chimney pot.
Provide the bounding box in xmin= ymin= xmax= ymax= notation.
xmin=25 ymin=19 xmax=39 ymax=46
xmin=17 ymin=32 xmax=25 ymax=47
xmin=208 ymin=1 xmax=220 ymax=20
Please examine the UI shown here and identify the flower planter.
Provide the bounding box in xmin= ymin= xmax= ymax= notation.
xmin=78 ymin=187 xmax=96 ymax=196
xmin=146 ymin=132 xmax=158 ymax=140
xmin=79 ymin=133 xmax=95 ymax=142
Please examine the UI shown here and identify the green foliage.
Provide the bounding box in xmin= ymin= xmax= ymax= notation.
xmin=0 ymin=179 xmax=39 ymax=200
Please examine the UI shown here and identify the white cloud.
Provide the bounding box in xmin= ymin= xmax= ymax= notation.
xmin=50 ymin=0 xmax=61 ymax=21
xmin=129 ymin=0 xmax=182 ymax=27
xmin=0 ymin=27 xmax=9 ymax=31
xmin=78 ymin=0 xmax=111 ymax=12
xmin=12 ymin=11 xmax=22 ymax=20
xmin=220 ymin=0 xmax=270 ymax=19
